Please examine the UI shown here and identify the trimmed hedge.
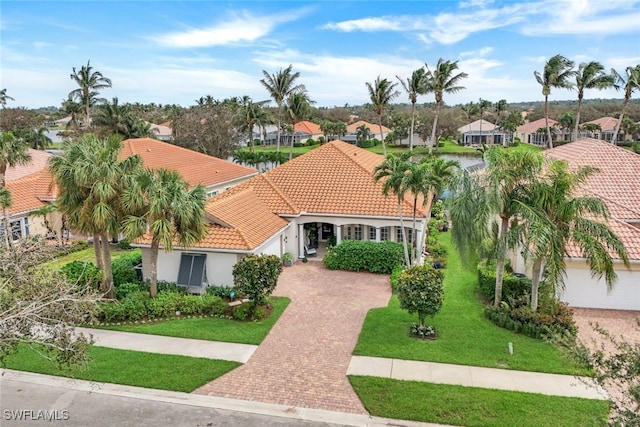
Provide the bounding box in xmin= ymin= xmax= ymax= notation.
xmin=477 ymin=261 xmax=531 ymax=302
xmin=323 ymin=240 xmax=404 ymax=274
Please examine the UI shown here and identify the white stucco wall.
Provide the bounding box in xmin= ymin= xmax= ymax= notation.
xmin=144 ymin=249 xmax=238 ymax=288
xmin=559 ymin=260 xmax=640 ymax=311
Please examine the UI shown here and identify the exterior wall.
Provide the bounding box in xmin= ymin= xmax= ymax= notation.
xmin=147 ymin=249 xmax=238 ymax=288
xmin=559 ymin=260 xmax=640 ymax=310
xmin=205 ymin=174 xmax=257 ymax=198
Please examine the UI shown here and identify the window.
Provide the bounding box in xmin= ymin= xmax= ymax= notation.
xmin=369 ymin=227 xmax=377 ymax=241
xmin=344 ymin=226 xmax=352 ymax=240
xmin=206 ymin=190 xmax=219 ymax=198
xmin=0 ymin=218 xmax=29 ymax=242
xmin=177 ymin=253 xmax=207 ymax=287
xmin=354 ymin=225 xmax=362 ymax=240
xmin=396 ymin=227 xmax=413 ymax=243
xmin=380 ymin=227 xmax=389 ymax=241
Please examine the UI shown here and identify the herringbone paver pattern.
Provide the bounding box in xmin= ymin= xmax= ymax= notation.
xmin=195 ymin=262 xmax=391 ymax=414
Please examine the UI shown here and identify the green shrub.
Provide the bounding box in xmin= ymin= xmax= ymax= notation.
xmin=397 ymin=264 xmax=444 ymax=327
xmin=356 ymin=139 xmax=376 ymax=148
xmin=484 ymin=296 xmax=576 ymax=339
xmin=232 ymin=302 xmax=252 ymax=321
xmin=390 ymin=264 xmax=403 ymax=292
xmin=61 ymin=260 xmax=102 ymax=289
xmin=115 ymin=282 xmax=144 ymax=300
xmin=206 ymin=285 xmax=238 ymax=299
xmin=632 ymin=142 xmax=640 ymax=154
xmin=118 ymin=240 xmax=133 ymax=250
xmin=98 ymin=298 xmax=146 ymax=323
xmin=233 ymin=255 xmax=282 ymax=306
xmin=112 ymin=251 xmax=142 ymax=286
xmin=477 ymin=261 xmax=531 ymax=302
xmin=199 ymin=295 xmax=228 ymax=316
xmin=323 ymin=240 xmax=404 ymax=274
xmin=54 ymin=240 xmax=89 ymax=258
xmin=147 ymin=292 xmax=182 ymax=318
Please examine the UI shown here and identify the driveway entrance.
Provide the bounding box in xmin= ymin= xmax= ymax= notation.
xmin=195 ymin=262 xmax=392 ymax=414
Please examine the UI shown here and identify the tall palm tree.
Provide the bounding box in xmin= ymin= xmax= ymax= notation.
xmin=234 ymin=96 xmax=271 ymax=152
xmin=477 ymin=98 xmax=492 ymax=144
xmin=69 ymin=60 xmax=112 ymax=130
xmin=515 ymin=161 xmax=629 ymax=311
xmin=534 ymin=54 xmax=575 ymax=148
xmin=573 ymin=62 xmax=614 ymax=141
xmin=121 ymin=168 xmax=207 ymax=298
xmin=1 ymin=131 xmax=31 ymax=190
xmin=461 ymin=101 xmax=479 ymax=122
xmin=49 ymin=134 xmax=142 ymax=298
xmin=374 ymin=153 xmax=412 ymax=266
xmin=0 ymin=89 xmax=15 ymax=108
xmin=284 ymin=92 xmax=313 ymax=160
xmin=611 ymin=64 xmax=640 ymax=144
xmin=356 ymin=124 xmax=370 ymax=144
xmin=450 ymin=147 xmax=544 ymax=306
xmin=366 ymin=76 xmax=399 ymax=156
xmin=396 ymin=68 xmax=428 ymax=150
xmin=494 ymin=99 xmax=508 ymax=146
xmin=260 ymin=65 xmax=305 ymax=153
xmin=93 ymin=97 xmax=133 ymax=137
xmin=17 ymin=127 xmax=53 ymax=150
xmin=425 ymin=58 xmax=468 ymax=154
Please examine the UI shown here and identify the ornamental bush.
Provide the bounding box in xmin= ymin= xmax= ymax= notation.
xmin=396 ymin=264 xmax=444 ymax=327
xmin=112 ymin=251 xmax=142 ymax=286
xmin=323 ymin=240 xmax=404 ymax=274
xmin=477 ymin=261 xmax=531 ymax=302
xmin=232 ymin=254 xmax=283 ymax=306
xmin=61 ymin=260 xmax=102 ymax=289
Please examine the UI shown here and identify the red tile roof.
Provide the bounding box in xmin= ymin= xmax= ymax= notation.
xmin=347 ymin=120 xmax=391 ymax=135
xmin=294 ymin=120 xmax=322 ymax=135
xmin=517 ymin=118 xmax=558 ymax=133
xmin=5 ymin=149 xmax=52 ymax=181
xmin=585 ymin=117 xmax=618 ymax=131
xmin=5 ymin=171 xmax=49 ymax=215
xmin=546 ymin=138 xmax=640 ymax=260
xmin=119 ymin=138 xmax=257 ymax=189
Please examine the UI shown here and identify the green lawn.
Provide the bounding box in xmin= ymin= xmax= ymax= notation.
xmin=354 ymin=232 xmax=587 ymax=375
xmin=99 ymin=296 xmax=290 ymax=345
xmin=2 ymin=345 xmax=239 ymax=392
xmin=47 ymin=247 xmax=139 ymax=269
xmin=349 ymin=376 xmax=609 ymax=427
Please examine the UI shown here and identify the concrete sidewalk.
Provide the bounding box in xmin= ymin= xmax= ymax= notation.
xmin=347 ymin=356 xmax=608 ymax=400
xmin=77 ymin=327 xmax=257 ymax=363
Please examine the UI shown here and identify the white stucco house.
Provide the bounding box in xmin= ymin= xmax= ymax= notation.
xmin=511 ymin=139 xmax=640 ymax=311
xmin=136 ymin=140 xmax=430 ymax=292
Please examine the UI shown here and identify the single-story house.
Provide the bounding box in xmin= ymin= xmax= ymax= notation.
xmin=294 ymin=121 xmax=323 ymax=142
xmin=582 ymin=117 xmax=630 ymax=142
xmin=136 ymin=140 xmax=430 ymax=292
xmin=458 ymin=119 xmax=506 ymax=146
xmin=511 ymin=138 xmax=640 ymax=310
xmin=515 ymin=118 xmax=568 ymax=146
xmin=145 ymin=122 xmax=173 ymax=141
xmin=343 ymin=120 xmax=391 ymax=144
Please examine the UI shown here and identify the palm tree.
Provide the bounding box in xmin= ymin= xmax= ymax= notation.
xmin=234 ymin=96 xmax=270 ymax=152
xmin=122 ymin=168 xmax=207 ymax=298
xmin=260 ymin=65 xmax=305 ymax=153
xmin=284 ymin=92 xmax=313 ymax=160
xmin=573 ymin=62 xmax=614 ymax=141
xmin=374 ymin=153 xmax=412 ymax=266
xmin=18 ymin=127 xmax=53 ymax=150
xmin=396 ymin=68 xmax=428 ymax=150
xmin=611 ymin=64 xmax=640 ymax=144
xmin=534 ymin=55 xmax=575 ymax=148
xmin=29 ymin=203 xmax=58 ymax=240
xmin=93 ymin=97 xmax=133 ymax=137
xmin=49 ymin=134 xmax=142 ymax=298
xmin=494 ymin=99 xmax=509 ymax=146
xmin=69 ymin=60 xmax=112 ymax=130
xmin=366 ymin=76 xmax=400 ymax=156
xmin=356 ymin=124 xmax=370 ymax=144
xmin=450 ymin=147 xmax=544 ymax=306
xmin=477 ymin=98 xmax=492 ymax=144
xmin=129 ymin=120 xmax=158 ymax=139
xmin=515 ymin=161 xmax=629 ymax=311
xmin=461 ymin=101 xmax=479 ymax=122
xmin=0 ymin=89 xmax=14 ymax=108
xmin=0 ymin=187 xmax=12 ymax=246
xmin=1 ymin=131 xmax=31 ymax=190
xmin=556 ymin=111 xmax=575 ymax=140
xmin=425 ymin=58 xmax=468 ymax=154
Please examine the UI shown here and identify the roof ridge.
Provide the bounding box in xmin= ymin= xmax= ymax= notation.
xmin=260 ymin=173 xmax=299 ymax=213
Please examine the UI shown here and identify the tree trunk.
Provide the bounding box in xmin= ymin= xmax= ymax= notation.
xmin=275 ymin=106 xmax=281 ymax=153
xmin=379 ymin=117 xmax=386 ymax=157
xmin=100 ymin=232 xmax=114 ymax=299
xmin=411 ymin=196 xmax=418 ymax=265
xmin=93 ymin=233 xmax=104 ymax=272
xmin=530 ymin=258 xmax=543 ymax=312
xmin=2 ymin=206 xmax=11 ymax=247
xmin=289 ymin=126 xmax=294 ymax=161
xmin=574 ymin=94 xmax=583 ymax=142
xmin=494 ymin=215 xmax=510 ymax=307
xmin=416 ymin=197 xmax=433 ymax=266
xmin=545 ymin=95 xmax=553 ymax=149
xmin=611 ymin=98 xmax=629 ymax=145
xmin=150 ymin=238 xmax=159 ymax=298
xmin=409 ymin=101 xmax=416 ymax=151
xmin=429 ymin=102 xmax=441 ymax=155
xmin=397 ymin=199 xmax=410 ymax=266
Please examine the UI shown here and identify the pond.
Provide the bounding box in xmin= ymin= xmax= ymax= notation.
xmin=437 ymin=153 xmax=484 ymax=170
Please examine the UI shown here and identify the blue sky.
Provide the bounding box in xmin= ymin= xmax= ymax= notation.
xmin=2 ymin=0 xmax=639 ymax=109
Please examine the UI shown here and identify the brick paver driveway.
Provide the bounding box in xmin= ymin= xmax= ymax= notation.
xmin=195 ymin=262 xmax=391 ymax=414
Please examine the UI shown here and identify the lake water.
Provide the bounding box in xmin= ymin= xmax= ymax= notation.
xmin=437 ymin=154 xmax=484 ymax=170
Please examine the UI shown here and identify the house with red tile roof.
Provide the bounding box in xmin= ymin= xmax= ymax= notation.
xmin=342 ymin=120 xmax=391 ymax=144
xmin=137 ymin=140 xmax=430 ymax=291
xmin=458 ymin=119 xmax=506 ymax=146
xmin=511 ymin=138 xmax=640 ymax=310
xmin=582 ymin=116 xmax=631 ymax=142
xmin=515 ymin=118 xmax=570 ymax=146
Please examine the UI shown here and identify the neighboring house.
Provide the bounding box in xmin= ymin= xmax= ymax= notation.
xmin=294 ymin=121 xmax=323 ymax=142
xmin=343 ymin=120 xmax=391 ymax=144
xmin=136 ymin=140 xmax=430 ymax=292
xmin=582 ymin=117 xmax=629 ymax=142
xmin=458 ymin=119 xmax=506 ymax=146
xmin=511 ymin=138 xmax=640 ymax=310
xmin=119 ymin=138 xmax=257 ymax=198
xmin=2 ymin=150 xmax=58 ymax=243
xmin=146 ymin=122 xmax=173 ymax=141
xmin=515 ymin=118 xmax=563 ymax=146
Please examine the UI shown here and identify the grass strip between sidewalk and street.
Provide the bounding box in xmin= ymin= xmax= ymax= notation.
xmin=98 ymin=296 xmax=290 ymax=345
xmin=349 ymin=376 xmax=609 ymax=427
xmin=3 ymin=345 xmax=240 ymax=392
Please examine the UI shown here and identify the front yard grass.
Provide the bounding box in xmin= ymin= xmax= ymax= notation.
xmin=354 ymin=232 xmax=587 ymax=375
xmin=349 ymin=376 xmax=609 ymax=427
xmin=99 ymin=296 xmax=290 ymax=345
xmin=2 ymin=345 xmax=239 ymax=392
xmin=46 ymin=246 xmax=138 ymax=269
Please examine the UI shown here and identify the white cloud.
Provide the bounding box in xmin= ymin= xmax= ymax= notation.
xmin=151 ymin=9 xmax=306 ymax=48
xmin=459 ymin=46 xmax=494 ymax=59
xmin=322 ymin=17 xmax=405 ymax=32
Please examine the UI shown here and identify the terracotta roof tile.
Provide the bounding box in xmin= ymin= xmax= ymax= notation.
xmin=517 ymin=118 xmax=558 ymax=133
xmin=5 ymin=149 xmax=52 ymax=181
xmin=458 ymin=119 xmax=499 ymax=133
xmin=5 ymin=172 xmax=48 ymax=215
xmin=294 ymin=120 xmax=322 ymax=135
xmin=585 ymin=117 xmax=618 ymax=131
xmin=119 ymin=138 xmax=257 ymax=189
xmin=346 ymin=120 xmax=390 ymax=135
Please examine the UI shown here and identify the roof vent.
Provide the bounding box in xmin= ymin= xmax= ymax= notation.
xmin=147 ymin=148 xmax=151 ymax=152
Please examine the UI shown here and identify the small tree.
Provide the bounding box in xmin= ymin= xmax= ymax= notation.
xmin=232 ymin=254 xmax=283 ymax=308
xmin=397 ymin=264 xmax=444 ymax=328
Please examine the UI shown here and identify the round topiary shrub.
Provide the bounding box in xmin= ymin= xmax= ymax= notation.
xmin=397 ymin=264 xmax=444 ymax=330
